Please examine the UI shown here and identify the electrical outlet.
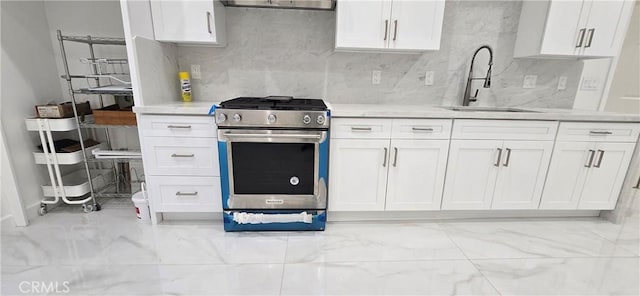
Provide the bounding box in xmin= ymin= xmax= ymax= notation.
xmin=372 ymin=70 xmax=382 ymax=85
xmin=523 ymin=75 xmax=537 ymax=89
xmin=557 ymin=76 xmax=568 ymax=90
xmin=424 ymin=71 xmax=435 ymax=86
xmin=191 ymin=64 xmax=201 ymax=80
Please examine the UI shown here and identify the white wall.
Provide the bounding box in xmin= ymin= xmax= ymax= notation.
xmin=1 ymin=0 xmax=64 ymax=221
xmin=604 ymin=1 xmax=640 ymax=114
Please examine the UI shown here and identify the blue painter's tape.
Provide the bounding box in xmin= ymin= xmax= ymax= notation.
xmin=208 ymin=104 xmax=217 ymax=116
xmin=223 ymin=210 xmax=326 ymax=231
xmin=218 ymin=141 xmax=230 ymax=209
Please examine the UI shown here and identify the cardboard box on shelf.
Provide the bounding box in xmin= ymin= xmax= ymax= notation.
xmin=35 ymin=101 xmax=92 ymax=118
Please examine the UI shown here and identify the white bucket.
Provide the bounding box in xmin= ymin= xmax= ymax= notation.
xmin=131 ymin=183 xmax=151 ymax=223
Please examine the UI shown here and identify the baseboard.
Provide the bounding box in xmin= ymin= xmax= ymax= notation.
xmin=156 ymin=210 xmax=601 ymax=224
xmin=326 ymin=210 xmax=602 ymax=222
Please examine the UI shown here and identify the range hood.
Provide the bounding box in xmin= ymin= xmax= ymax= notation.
xmin=222 ymin=0 xmax=336 ymax=10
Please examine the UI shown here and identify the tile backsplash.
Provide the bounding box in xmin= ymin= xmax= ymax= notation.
xmin=178 ymin=0 xmax=583 ymax=108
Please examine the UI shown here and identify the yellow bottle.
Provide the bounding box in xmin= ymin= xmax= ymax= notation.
xmin=179 ymin=72 xmax=192 ymax=102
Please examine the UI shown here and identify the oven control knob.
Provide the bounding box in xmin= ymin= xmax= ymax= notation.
xmin=267 ymin=114 xmax=277 ymax=124
xmin=316 ymin=115 xmax=325 ymax=125
xmin=302 ymin=114 xmax=311 ymax=124
xmin=232 ymin=113 xmax=242 ymax=122
xmin=216 ymin=112 xmax=227 ymax=123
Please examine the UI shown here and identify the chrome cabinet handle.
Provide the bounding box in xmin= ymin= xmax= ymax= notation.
xmin=382 ymin=147 xmax=388 ymax=167
xmin=585 ymin=28 xmax=595 ymax=48
xmin=576 ymin=28 xmax=586 ymax=48
xmin=412 ymin=127 xmax=434 ymax=132
xmin=176 ymin=191 xmax=198 ymax=196
xmin=633 ymin=175 xmax=640 ymax=189
xmin=171 ymin=153 xmax=194 ymax=158
xmin=206 ymin=11 xmax=212 ymax=34
xmin=393 ymin=20 xmax=398 ymax=41
xmin=503 ymin=148 xmax=512 ymax=167
xmin=384 ymin=20 xmax=389 ymax=41
xmin=351 ymin=127 xmax=372 ymax=132
xmin=594 ymin=150 xmax=605 ymax=168
xmin=494 ymin=148 xmax=502 ymax=167
xmin=167 ymin=125 xmax=192 ymax=129
xmin=589 ymin=131 xmax=612 ymax=135
xmin=392 ymin=147 xmax=398 ymax=167
xmin=585 ymin=149 xmax=596 ymax=168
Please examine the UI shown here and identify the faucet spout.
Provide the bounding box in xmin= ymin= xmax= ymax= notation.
xmin=462 ymin=45 xmax=494 ymax=106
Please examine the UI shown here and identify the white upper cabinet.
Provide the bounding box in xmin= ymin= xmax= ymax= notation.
xmin=150 ymin=0 xmax=226 ymax=45
xmin=335 ymin=0 xmax=445 ymax=52
xmin=514 ymin=0 xmax=632 ymax=58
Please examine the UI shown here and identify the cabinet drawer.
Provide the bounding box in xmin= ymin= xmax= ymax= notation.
xmin=142 ymin=137 xmax=219 ymax=176
xmin=139 ymin=115 xmax=216 ymax=138
xmin=391 ymin=119 xmax=452 ymax=139
xmin=452 ymin=120 xmax=558 ymax=140
xmin=557 ymin=122 xmax=640 ymax=142
xmin=331 ymin=118 xmax=392 ymax=139
xmin=148 ymin=176 xmax=222 ymax=212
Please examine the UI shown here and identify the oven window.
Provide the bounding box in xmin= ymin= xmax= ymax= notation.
xmin=231 ymin=142 xmax=315 ymax=195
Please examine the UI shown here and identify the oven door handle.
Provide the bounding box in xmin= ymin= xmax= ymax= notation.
xmin=222 ymin=132 xmax=322 ymax=140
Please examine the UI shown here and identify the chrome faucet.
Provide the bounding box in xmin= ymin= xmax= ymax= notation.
xmin=462 ymin=45 xmax=493 ymax=106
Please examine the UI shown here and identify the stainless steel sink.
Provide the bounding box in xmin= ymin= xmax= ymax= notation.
xmin=442 ymin=106 xmax=540 ymax=113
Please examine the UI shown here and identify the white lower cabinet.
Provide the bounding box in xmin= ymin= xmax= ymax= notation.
xmin=491 ymin=141 xmax=554 ymax=209
xmin=328 ymin=118 xmax=452 ymax=212
xmin=442 ymin=140 xmax=553 ymax=210
xmin=385 ymin=139 xmax=449 ymax=210
xmin=329 ymin=139 xmax=390 ymax=211
xmin=441 ymin=140 xmax=501 ymax=210
xmin=541 ymin=141 xmax=635 ymax=210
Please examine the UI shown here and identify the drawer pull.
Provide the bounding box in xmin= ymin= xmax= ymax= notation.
xmin=351 ymin=127 xmax=373 ymax=132
xmin=392 ymin=147 xmax=398 ymax=167
xmin=171 ymin=153 xmax=195 ymax=158
xmin=167 ymin=125 xmax=192 ymax=129
xmin=589 ymin=131 xmax=612 ymax=135
xmin=494 ymin=148 xmax=502 ymax=167
xmin=585 ymin=149 xmax=595 ymax=168
xmin=593 ymin=150 xmax=605 ymax=168
xmin=412 ymin=127 xmax=434 ymax=132
xmin=176 ymin=191 xmax=198 ymax=196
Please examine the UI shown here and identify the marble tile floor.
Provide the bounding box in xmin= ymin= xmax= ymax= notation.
xmin=1 ymin=205 xmax=638 ymax=295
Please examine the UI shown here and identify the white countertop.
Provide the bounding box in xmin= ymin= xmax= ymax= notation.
xmin=133 ymin=101 xmax=640 ymax=122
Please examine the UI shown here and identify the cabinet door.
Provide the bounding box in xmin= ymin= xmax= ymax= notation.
xmin=539 ymin=141 xmax=593 ymax=209
xmin=540 ymin=0 xmax=589 ymax=55
xmin=579 ymin=142 xmax=635 ymax=210
xmin=388 ymin=0 xmax=445 ymax=50
xmin=491 ymin=141 xmax=553 ymax=209
xmin=581 ymin=0 xmax=627 ymax=57
xmin=335 ymin=0 xmax=392 ymax=50
xmin=441 ymin=140 xmax=501 ymax=210
xmin=150 ymin=0 xmax=221 ymax=44
xmin=328 ymin=139 xmax=390 ymax=211
xmin=385 ymin=139 xmax=449 ymax=210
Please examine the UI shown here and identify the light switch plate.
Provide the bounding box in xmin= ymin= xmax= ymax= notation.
xmin=191 ymin=64 xmax=201 ymax=80
xmin=580 ymin=76 xmax=600 ymax=91
xmin=523 ymin=75 xmax=537 ymax=89
xmin=424 ymin=71 xmax=435 ymax=86
xmin=557 ymin=76 xmax=567 ymax=90
xmin=372 ymin=70 xmax=381 ymax=85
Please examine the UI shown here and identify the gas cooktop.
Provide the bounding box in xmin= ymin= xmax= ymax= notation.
xmin=219 ymin=96 xmax=328 ymax=111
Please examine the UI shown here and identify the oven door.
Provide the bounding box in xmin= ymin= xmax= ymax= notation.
xmin=218 ymin=129 xmax=328 ymax=210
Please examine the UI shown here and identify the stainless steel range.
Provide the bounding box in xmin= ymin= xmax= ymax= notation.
xmin=214 ymin=96 xmax=329 ymax=231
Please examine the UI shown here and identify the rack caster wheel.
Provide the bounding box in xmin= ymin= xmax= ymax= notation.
xmin=94 ymin=203 xmax=102 ymax=211
xmin=82 ymin=204 xmax=94 ymax=213
xmin=38 ymin=205 xmax=48 ymax=216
